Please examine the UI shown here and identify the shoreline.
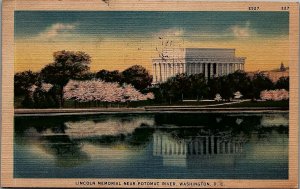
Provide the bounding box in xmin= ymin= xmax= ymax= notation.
xmin=14 ymin=107 xmax=289 ymax=116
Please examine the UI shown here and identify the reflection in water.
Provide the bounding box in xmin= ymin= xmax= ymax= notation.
xmin=260 ymin=114 xmax=288 ymax=127
xmin=64 ymin=116 xmax=154 ymax=139
xmin=153 ymin=131 xmax=245 ymax=167
xmin=14 ymin=113 xmax=288 ymax=179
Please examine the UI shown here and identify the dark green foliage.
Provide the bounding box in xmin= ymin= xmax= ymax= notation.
xmin=251 ymin=73 xmax=274 ymax=99
xmin=40 ymin=50 xmax=91 ymax=107
xmin=14 ymin=70 xmax=39 ymax=96
xmin=21 ymin=93 xmax=35 ymax=108
xmin=156 ymin=70 xmax=279 ymax=103
xmin=122 ymin=65 xmax=153 ymax=91
xmin=226 ymin=71 xmax=254 ymax=99
xmin=207 ymin=77 xmax=222 ymax=99
xmin=95 ymin=69 xmax=122 ymax=83
xmin=76 ymin=72 xmax=96 ymax=81
xmin=21 ymin=85 xmax=60 ymax=108
xmin=275 ymin=76 xmax=289 ymax=90
xmin=189 ymin=73 xmax=208 ymax=100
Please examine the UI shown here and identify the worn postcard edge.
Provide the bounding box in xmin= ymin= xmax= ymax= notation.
xmin=1 ymin=0 xmax=299 ymax=188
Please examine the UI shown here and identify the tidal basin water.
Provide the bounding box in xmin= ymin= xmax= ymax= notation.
xmin=14 ymin=113 xmax=288 ymax=179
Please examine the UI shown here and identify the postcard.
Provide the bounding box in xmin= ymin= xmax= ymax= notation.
xmin=1 ymin=0 xmax=299 ymax=188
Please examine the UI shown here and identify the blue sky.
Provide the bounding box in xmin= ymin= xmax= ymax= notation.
xmin=15 ymin=11 xmax=288 ymax=40
xmin=14 ymin=11 xmax=289 ymax=72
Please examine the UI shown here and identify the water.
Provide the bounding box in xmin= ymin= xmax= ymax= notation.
xmin=14 ymin=113 xmax=288 ymax=179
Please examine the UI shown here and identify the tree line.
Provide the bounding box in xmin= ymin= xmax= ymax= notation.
xmin=15 ymin=50 xmax=153 ymax=108
xmin=153 ymin=71 xmax=289 ymax=104
xmin=14 ymin=50 xmax=289 ymax=108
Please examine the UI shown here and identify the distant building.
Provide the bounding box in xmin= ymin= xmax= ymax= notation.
xmin=152 ymin=48 xmax=246 ymax=83
xmin=247 ymin=63 xmax=289 ymax=82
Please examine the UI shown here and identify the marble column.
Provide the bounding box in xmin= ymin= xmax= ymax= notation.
xmin=152 ymin=64 xmax=155 ymax=83
xmin=221 ymin=64 xmax=223 ymax=76
xmin=158 ymin=63 xmax=161 ymax=82
xmin=227 ymin=63 xmax=230 ymax=75
xmin=165 ymin=64 xmax=168 ymax=80
xmin=161 ymin=63 xmax=164 ymax=82
xmin=216 ymin=64 xmax=219 ymax=77
xmin=200 ymin=62 xmax=203 ymax=74
xmin=172 ymin=63 xmax=175 ymax=77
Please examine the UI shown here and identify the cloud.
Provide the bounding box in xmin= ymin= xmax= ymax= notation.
xmin=153 ymin=28 xmax=184 ymax=38
xmin=37 ymin=23 xmax=77 ymax=40
xmin=229 ymin=21 xmax=256 ymax=38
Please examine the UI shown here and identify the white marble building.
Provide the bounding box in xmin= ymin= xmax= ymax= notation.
xmin=152 ymin=48 xmax=246 ymax=83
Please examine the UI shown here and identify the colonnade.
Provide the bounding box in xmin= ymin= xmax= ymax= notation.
xmin=152 ymin=62 xmax=245 ymax=84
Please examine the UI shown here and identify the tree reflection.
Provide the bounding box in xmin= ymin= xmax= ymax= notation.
xmin=41 ymin=135 xmax=90 ymax=167
xmin=14 ymin=113 xmax=288 ymax=169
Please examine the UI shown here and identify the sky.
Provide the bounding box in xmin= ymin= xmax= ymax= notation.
xmin=15 ymin=11 xmax=289 ymax=73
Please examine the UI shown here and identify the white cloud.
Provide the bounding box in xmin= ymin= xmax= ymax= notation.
xmin=37 ymin=23 xmax=77 ymax=40
xmin=229 ymin=21 xmax=255 ymax=38
xmin=153 ymin=28 xmax=184 ymax=38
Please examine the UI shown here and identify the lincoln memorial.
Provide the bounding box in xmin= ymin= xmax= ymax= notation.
xmin=152 ymin=48 xmax=246 ymax=83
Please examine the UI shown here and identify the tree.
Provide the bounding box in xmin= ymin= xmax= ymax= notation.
xmin=189 ymin=73 xmax=207 ymax=100
xmin=207 ymin=77 xmax=222 ymax=99
xmin=218 ymin=76 xmax=233 ymax=101
xmin=14 ymin=70 xmax=39 ymax=96
xmin=122 ymin=65 xmax=152 ymax=91
xmin=63 ymin=79 xmax=154 ymax=104
xmin=159 ymin=78 xmax=179 ymax=104
xmin=172 ymin=73 xmax=191 ymax=101
xmin=260 ymin=89 xmax=289 ymax=101
xmin=95 ymin=69 xmax=122 ymax=83
xmin=40 ymin=50 xmax=91 ymax=107
xmin=275 ymin=76 xmax=289 ymax=90
xmin=251 ymin=73 xmax=274 ymax=99
xmin=227 ymin=71 xmax=253 ymax=99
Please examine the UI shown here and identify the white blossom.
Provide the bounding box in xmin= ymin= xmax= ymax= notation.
xmin=64 ymin=79 xmax=155 ymax=103
xmin=260 ymin=89 xmax=289 ymax=101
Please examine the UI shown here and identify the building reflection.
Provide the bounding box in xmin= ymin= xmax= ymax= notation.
xmin=153 ymin=131 xmax=245 ymax=167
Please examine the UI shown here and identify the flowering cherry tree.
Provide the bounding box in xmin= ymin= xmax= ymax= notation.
xmin=260 ymin=89 xmax=289 ymax=101
xmin=64 ymin=79 xmax=154 ymax=103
